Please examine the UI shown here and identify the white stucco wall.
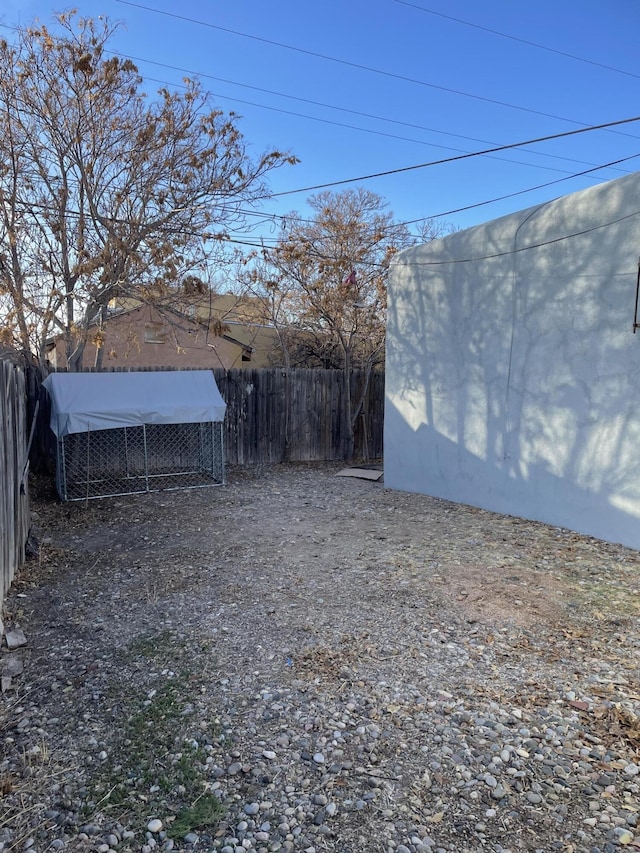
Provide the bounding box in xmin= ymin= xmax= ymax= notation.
xmin=385 ymin=170 xmax=640 ymax=549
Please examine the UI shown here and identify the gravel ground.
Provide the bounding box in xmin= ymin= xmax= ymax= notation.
xmin=2 ymin=462 xmax=640 ymax=853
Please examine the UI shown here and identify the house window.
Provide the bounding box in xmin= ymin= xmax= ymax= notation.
xmin=144 ymin=322 xmax=167 ymax=344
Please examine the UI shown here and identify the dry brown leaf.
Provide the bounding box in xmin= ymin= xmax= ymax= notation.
xmin=426 ymin=811 xmax=444 ymax=823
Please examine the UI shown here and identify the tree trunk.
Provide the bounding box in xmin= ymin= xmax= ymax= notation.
xmin=343 ymin=351 xmax=355 ymax=461
xmin=66 ymin=336 xmax=86 ymax=372
xmin=94 ymin=305 xmax=107 ymax=369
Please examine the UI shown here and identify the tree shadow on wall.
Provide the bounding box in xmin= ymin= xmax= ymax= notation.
xmin=385 ymin=184 xmax=640 ymax=549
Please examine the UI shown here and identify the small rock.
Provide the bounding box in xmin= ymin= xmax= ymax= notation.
xmin=3 ymin=655 xmax=23 ymax=677
xmin=147 ymin=819 xmax=163 ymax=833
xmin=614 ymin=828 xmax=634 ymax=845
xmin=5 ymin=629 xmax=27 ymax=650
xmin=313 ymin=753 xmax=325 ymax=764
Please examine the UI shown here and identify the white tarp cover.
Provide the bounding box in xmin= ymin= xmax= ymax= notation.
xmin=43 ymin=371 xmax=226 ymax=438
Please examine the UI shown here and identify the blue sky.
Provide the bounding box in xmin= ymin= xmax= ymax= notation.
xmin=3 ymin=0 xmax=640 ymax=242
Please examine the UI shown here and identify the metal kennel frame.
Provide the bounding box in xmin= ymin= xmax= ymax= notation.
xmin=55 ymin=420 xmax=225 ymax=501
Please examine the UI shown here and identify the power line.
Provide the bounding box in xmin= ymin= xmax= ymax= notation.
xmin=401 ymin=151 xmax=640 ymax=227
xmin=38 ymin=148 xmax=640 ymax=237
xmin=2 ymin=17 xmax=635 ymax=211
xmin=8 ymin=14 xmax=633 ymax=168
xmin=114 ymin=0 xmax=640 ymax=143
xmin=205 ymin=151 xmax=640 ymax=237
xmin=6 ymin=155 xmax=640 ymax=264
xmin=5 ymin=20 xmax=629 ymax=170
xmin=1 ymin=80 xmax=636 ymax=240
xmin=2 ymin=27 xmax=613 ymax=180
xmin=8 ymin=27 xmax=593 ymax=177
xmin=268 ymin=114 xmax=640 ymax=197
xmin=237 ymin=197 xmax=640 ymax=273
xmin=126 ymin=52 xmax=632 ymax=177
xmin=394 ymin=0 xmax=640 ymax=82
xmin=394 ymin=208 xmax=640 ymax=267
xmin=142 ymin=74 xmax=623 ymax=186
xmin=3 ymin=17 xmax=639 ymax=246
xmin=229 ymin=154 xmax=640 ymax=264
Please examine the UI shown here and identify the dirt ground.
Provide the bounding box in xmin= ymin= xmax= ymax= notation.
xmin=3 ymin=462 xmax=640 ymax=853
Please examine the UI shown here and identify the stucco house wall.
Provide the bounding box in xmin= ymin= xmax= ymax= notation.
xmin=385 ymin=170 xmax=640 ymax=549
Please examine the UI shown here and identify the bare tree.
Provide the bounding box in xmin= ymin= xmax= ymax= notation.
xmin=0 ymin=13 xmax=296 ymax=369
xmin=244 ymin=188 xmax=413 ymax=459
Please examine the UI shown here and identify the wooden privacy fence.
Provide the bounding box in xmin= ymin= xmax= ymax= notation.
xmin=213 ymin=367 xmax=384 ymax=464
xmin=0 ymin=359 xmax=30 ymax=631
xmin=37 ymin=366 xmax=384 ymax=465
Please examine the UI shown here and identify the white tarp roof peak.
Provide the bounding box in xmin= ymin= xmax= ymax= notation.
xmin=43 ymin=370 xmax=226 ymax=438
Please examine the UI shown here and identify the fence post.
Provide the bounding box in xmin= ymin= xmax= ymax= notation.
xmin=0 ymin=359 xmax=30 ymax=635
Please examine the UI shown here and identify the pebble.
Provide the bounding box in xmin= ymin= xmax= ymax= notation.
xmin=147 ymin=820 xmax=163 ymax=834
xmin=614 ymin=828 xmax=634 ymax=844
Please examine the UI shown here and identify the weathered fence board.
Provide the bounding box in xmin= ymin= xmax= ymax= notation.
xmin=0 ymin=359 xmax=30 ymax=632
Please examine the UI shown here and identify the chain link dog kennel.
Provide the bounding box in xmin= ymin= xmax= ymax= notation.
xmin=43 ymin=371 xmax=226 ymax=501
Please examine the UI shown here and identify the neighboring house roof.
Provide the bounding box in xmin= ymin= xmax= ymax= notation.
xmin=47 ymin=300 xmax=285 ymax=371
xmin=108 ymin=292 xmax=266 ymax=325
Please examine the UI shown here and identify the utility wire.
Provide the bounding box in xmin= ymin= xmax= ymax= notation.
xmin=126 ymin=52 xmax=632 ymax=177
xmin=268 ymin=114 xmax=640 ymax=197
xmin=114 ymin=0 xmax=640 ymax=142
xmin=142 ymin=74 xmax=621 ymax=185
xmin=3 ymin=18 xmax=639 ymax=244
xmin=238 ymin=153 xmax=640 ymax=235
xmin=2 ymin=18 xmax=634 ymax=205
xmin=9 ymin=151 xmax=639 ymax=250
xmin=401 ymin=151 xmax=640 ymax=227
xmin=4 ymin=21 xmax=630 ymax=171
xmin=393 ymin=208 xmax=640 ymax=266
xmin=394 ymin=0 xmax=640 ymax=82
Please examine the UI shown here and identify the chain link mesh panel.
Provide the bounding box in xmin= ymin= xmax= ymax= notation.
xmin=56 ymin=421 xmax=224 ymax=501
